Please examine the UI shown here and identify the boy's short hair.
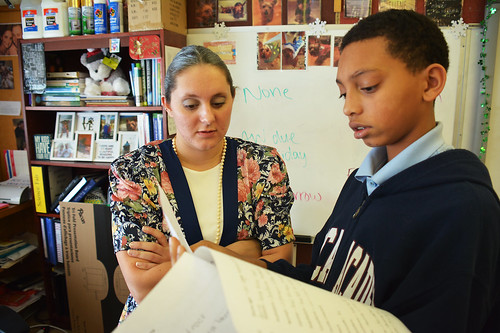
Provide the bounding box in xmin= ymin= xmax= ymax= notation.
xmin=340 ymin=9 xmax=449 ymax=73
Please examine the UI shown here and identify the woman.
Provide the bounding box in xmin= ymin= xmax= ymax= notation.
xmin=0 ymin=26 xmax=17 ymax=56
xmin=109 ymin=45 xmax=295 ymax=322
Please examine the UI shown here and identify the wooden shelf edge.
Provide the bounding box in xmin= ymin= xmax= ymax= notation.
xmin=30 ymin=160 xmax=111 ymax=170
xmin=26 ymin=106 xmax=163 ymax=112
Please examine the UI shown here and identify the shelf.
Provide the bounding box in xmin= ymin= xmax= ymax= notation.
xmin=26 ymin=106 xmax=163 ymax=112
xmin=19 ymin=29 xmax=186 ymax=51
xmin=0 ymin=201 xmax=33 ymax=221
xmin=30 ymin=160 xmax=111 ymax=170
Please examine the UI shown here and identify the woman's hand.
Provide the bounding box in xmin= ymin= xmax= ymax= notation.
xmin=127 ymin=226 xmax=171 ymax=270
xmin=168 ymin=238 xmax=267 ymax=269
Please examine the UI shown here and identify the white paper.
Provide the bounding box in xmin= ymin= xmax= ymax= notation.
xmin=157 ymin=186 xmax=192 ymax=253
xmin=0 ymin=101 xmax=21 ymax=116
xmin=114 ymin=253 xmax=235 ymax=332
xmin=114 ymin=247 xmax=410 ymax=333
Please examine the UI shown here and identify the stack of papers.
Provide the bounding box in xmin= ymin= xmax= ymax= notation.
xmin=0 ymin=239 xmax=37 ymax=269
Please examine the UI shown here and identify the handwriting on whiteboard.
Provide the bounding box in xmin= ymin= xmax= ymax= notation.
xmin=240 ymin=129 xmax=307 ymax=167
xmin=242 ymin=86 xmax=293 ymax=104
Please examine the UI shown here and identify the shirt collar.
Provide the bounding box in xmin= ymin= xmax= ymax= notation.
xmin=355 ymin=122 xmax=453 ymax=192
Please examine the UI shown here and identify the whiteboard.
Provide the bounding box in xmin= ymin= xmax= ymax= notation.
xmin=187 ymin=25 xmax=463 ymax=237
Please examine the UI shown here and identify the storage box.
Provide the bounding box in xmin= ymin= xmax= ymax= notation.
xmin=60 ymin=202 xmax=129 ymax=333
xmin=128 ymin=0 xmax=187 ymax=35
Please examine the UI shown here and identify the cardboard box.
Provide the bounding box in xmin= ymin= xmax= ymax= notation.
xmin=128 ymin=0 xmax=187 ymax=35
xmin=60 ymin=202 xmax=129 ymax=333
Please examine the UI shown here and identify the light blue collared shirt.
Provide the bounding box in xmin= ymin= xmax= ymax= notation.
xmin=355 ymin=122 xmax=454 ymax=195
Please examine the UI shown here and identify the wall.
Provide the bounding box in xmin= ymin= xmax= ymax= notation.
xmin=0 ymin=5 xmax=23 ymax=181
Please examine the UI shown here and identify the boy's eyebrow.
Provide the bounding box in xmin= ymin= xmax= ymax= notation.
xmin=336 ymin=69 xmax=377 ymax=85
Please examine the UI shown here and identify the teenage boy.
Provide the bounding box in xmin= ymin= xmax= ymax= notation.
xmin=168 ymin=9 xmax=500 ymax=332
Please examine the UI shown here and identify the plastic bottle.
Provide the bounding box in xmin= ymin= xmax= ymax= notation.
xmin=109 ymin=0 xmax=123 ymax=33
xmin=20 ymin=0 xmax=43 ymax=39
xmin=93 ymin=0 xmax=107 ymax=34
xmin=67 ymin=0 xmax=82 ymax=35
xmin=81 ymin=0 xmax=94 ymax=35
xmin=41 ymin=0 xmax=69 ymax=37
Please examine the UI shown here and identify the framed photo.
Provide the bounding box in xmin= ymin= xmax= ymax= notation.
xmin=118 ymin=113 xmax=140 ymax=132
xmin=54 ymin=112 xmax=76 ymax=140
xmin=74 ymin=132 xmax=94 ymax=161
xmin=76 ymin=112 xmax=99 ymax=133
xmin=218 ymin=0 xmax=250 ymax=24
xmin=193 ymin=0 xmax=217 ymax=27
xmin=94 ymin=141 xmax=118 ymax=162
xmin=97 ymin=112 xmax=118 ymax=140
xmin=252 ymin=0 xmax=281 ymax=26
xmin=118 ymin=131 xmax=139 ymax=156
xmin=287 ymin=0 xmax=321 ymax=24
xmin=50 ymin=139 xmax=76 ymax=160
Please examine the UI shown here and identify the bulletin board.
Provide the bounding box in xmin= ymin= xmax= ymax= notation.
xmin=187 ymin=25 xmax=467 ymax=237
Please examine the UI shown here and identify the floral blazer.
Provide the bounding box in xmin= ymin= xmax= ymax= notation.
xmin=109 ymin=137 xmax=295 ymax=321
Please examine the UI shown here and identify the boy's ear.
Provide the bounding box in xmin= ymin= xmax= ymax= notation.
xmin=422 ymin=63 xmax=447 ymax=102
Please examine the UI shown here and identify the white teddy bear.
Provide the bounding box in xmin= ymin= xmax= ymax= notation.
xmin=80 ymin=48 xmax=130 ymax=96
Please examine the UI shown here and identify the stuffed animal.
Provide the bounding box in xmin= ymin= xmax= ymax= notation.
xmin=80 ymin=48 xmax=130 ymax=96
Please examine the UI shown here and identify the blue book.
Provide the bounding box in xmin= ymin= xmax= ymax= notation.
xmin=71 ymin=174 xmax=107 ymax=203
xmin=44 ymin=217 xmax=57 ymax=266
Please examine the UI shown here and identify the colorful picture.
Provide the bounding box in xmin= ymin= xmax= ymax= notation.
xmin=0 ymin=60 xmax=14 ymax=89
xmin=287 ymin=0 xmax=321 ymax=24
xmin=219 ymin=0 xmax=248 ymax=22
xmin=75 ymin=132 xmax=94 ymax=161
xmin=118 ymin=113 xmax=140 ymax=132
xmin=333 ymin=36 xmax=342 ymax=67
xmin=0 ymin=24 xmax=22 ymax=56
xmin=55 ymin=112 xmax=75 ymax=140
xmin=98 ymin=112 xmax=118 ymax=140
xmin=194 ymin=0 xmax=217 ymax=27
xmin=76 ymin=112 xmax=99 ymax=132
xmin=253 ymin=0 xmax=282 ymax=25
xmin=50 ymin=140 xmax=75 ymax=160
xmin=307 ymin=35 xmax=331 ymax=67
xmin=282 ymin=31 xmax=306 ymax=70
xmin=257 ymin=31 xmax=281 ymax=70
xmin=118 ymin=132 xmax=139 ymax=156
xmin=344 ymin=0 xmax=371 ymax=18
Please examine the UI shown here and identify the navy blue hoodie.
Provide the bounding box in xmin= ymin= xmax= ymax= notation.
xmin=267 ymin=149 xmax=500 ymax=332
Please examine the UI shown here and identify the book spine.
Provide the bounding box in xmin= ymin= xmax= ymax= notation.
xmin=151 ymin=59 xmax=156 ymax=107
xmin=45 ymin=217 xmax=57 ymax=265
xmin=50 ymin=176 xmax=80 ymax=212
xmin=146 ymin=59 xmax=152 ymax=106
xmin=54 ymin=220 xmax=63 ymax=264
xmin=40 ymin=218 xmax=48 ymax=259
xmin=45 ymin=87 xmax=81 ymax=93
xmin=157 ymin=59 xmax=161 ymax=106
xmin=31 ymin=165 xmax=49 ymax=213
xmin=133 ymin=64 xmax=143 ymax=107
xmin=140 ymin=59 xmax=147 ymax=106
xmin=152 ymin=113 xmax=159 ymax=141
xmin=55 ymin=177 xmax=87 ymax=213
xmin=71 ymin=178 xmax=96 ymax=203
xmin=40 ymin=95 xmax=81 ymax=102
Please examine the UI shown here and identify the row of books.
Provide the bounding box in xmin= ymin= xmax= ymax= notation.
xmin=31 ymin=166 xmax=107 ymax=214
xmin=130 ymin=58 xmax=162 ymax=107
xmin=40 ymin=217 xmax=63 ymax=266
xmin=36 ymin=71 xmax=88 ymax=107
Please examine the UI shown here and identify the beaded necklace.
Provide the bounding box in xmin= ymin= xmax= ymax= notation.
xmin=172 ymin=136 xmax=227 ymax=244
